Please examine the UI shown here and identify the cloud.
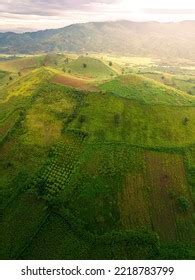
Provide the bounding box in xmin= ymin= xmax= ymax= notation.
xmin=0 ymin=0 xmax=117 ymax=16
xmin=0 ymin=0 xmax=195 ymax=32
xmin=143 ymin=9 xmax=195 ymax=15
xmin=0 ymin=0 xmax=120 ymax=32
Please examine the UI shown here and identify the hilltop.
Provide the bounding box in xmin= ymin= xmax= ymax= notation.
xmin=1 ymin=21 xmax=195 ymax=59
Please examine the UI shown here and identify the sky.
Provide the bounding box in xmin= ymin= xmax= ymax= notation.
xmin=0 ymin=0 xmax=195 ymax=32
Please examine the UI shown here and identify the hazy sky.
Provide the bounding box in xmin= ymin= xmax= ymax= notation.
xmin=0 ymin=0 xmax=195 ymax=32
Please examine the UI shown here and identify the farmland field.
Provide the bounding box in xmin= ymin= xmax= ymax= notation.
xmin=0 ymin=53 xmax=195 ymax=260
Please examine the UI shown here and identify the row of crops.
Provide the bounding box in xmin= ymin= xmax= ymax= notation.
xmin=32 ymin=132 xmax=87 ymax=201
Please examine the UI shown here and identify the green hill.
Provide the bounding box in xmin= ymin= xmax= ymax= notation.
xmin=0 ymin=59 xmax=195 ymax=260
xmin=100 ymin=74 xmax=195 ymax=106
xmin=68 ymin=56 xmax=116 ymax=79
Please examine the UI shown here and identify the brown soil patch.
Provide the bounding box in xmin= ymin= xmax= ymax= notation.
xmin=53 ymin=74 xmax=98 ymax=91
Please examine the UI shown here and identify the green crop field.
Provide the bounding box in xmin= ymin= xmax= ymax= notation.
xmin=0 ymin=53 xmax=195 ymax=260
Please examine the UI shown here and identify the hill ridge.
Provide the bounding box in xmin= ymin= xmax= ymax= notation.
xmin=1 ymin=20 xmax=195 ymax=59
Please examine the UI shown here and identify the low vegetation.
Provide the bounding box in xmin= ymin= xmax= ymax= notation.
xmin=0 ymin=53 xmax=195 ymax=260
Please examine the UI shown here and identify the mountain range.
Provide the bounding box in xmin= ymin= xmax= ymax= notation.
xmin=1 ymin=20 xmax=195 ymax=59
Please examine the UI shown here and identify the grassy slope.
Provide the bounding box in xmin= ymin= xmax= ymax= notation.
xmin=0 ymin=67 xmax=53 ymax=123
xmin=0 ymin=71 xmax=84 ymax=207
xmin=69 ymin=56 xmax=116 ymax=79
xmin=141 ymin=72 xmax=195 ymax=96
xmin=0 ymin=55 xmax=46 ymax=73
xmin=0 ymin=59 xmax=195 ymax=260
xmin=99 ymin=74 xmax=195 ymax=106
xmin=68 ymin=90 xmax=195 ymax=148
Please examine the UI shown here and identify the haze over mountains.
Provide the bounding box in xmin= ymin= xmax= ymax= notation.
xmin=1 ymin=20 xmax=195 ymax=59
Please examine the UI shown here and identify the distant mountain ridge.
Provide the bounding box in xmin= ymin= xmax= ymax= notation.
xmin=1 ymin=20 xmax=195 ymax=59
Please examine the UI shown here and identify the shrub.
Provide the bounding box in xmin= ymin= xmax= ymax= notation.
xmin=36 ymin=178 xmax=47 ymax=196
xmin=177 ymin=196 xmax=190 ymax=213
xmin=114 ymin=113 xmax=121 ymax=126
xmin=83 ymin=63 xmax=87 ymax=68
xmin=182 ymin=117 xmax=189 ymax=125
xmin=109 ymin=61 xmax=113 ymax=67
xmin=187 ymin=90 xmax=192 ymax=95
xmin=159 ymin=243 xmax=190 ymax=260
xmin=78 ymin=115 xmax=87 ymax=124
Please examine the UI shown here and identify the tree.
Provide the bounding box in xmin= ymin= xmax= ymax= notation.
xmin=177 ymin=196 xmax=190 ymax=213
xmin=18 ymin=72 xmax=21 ymax=77
xmin=109 ymin=61 xmax=113 ymax=67
xmin=64 ymin=58 xmax=69 ymax=64
xmin=36 ymin=179 xmax=47 ymax=196
xmin=182 ymin=117 xmax=189 ymax=125
xmin=114 ymin=113 xmax=121 ymax=126
xmin=78 ymin=115 xmax=87 ymax=124
xmin=83 ymin=63 xmax=87 ymax=68
xmin=9 ymin=76 xmax=13 ymax=81
xmin=187 ymin=89 xmax=192 ymax=95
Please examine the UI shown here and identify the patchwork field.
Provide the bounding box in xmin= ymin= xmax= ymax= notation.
xmin=0 ymin=53 xmax=195 ymax=260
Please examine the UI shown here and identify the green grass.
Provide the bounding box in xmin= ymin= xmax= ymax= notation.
xmin=62 ymin=142 xmax=143 ymax=234
xmin=59 ymin=142 xmax=194 ymax=242
xmin=20 ymin=213 xmax=90 ymax=260
xmin=141 ymin=71 xmax=195 ymax=96
xmin=0 ymin=55 xmax=195 ymax=260
xmin=0 ymin=111 xmax=19 ymax=142
xmin=68 ymin=56 xmax=116 ymax=79
xmin=0 ymin=70 xmax=7 ymax=80
xmin=100 ymin=74 xmax=195 ymax=105
xmin=0 ymin=67 xmax=54 ymax=123
xmin=68 ymin=90 xmax=195 ymax=148
xmin=0 ymin=192 xmax=48 ymax=259
xmin=0 ymin=55 xmax=46 ymax=73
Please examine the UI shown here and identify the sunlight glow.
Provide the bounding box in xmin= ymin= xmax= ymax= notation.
xmin=1 ymin=0 xmax=195 ymax=32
